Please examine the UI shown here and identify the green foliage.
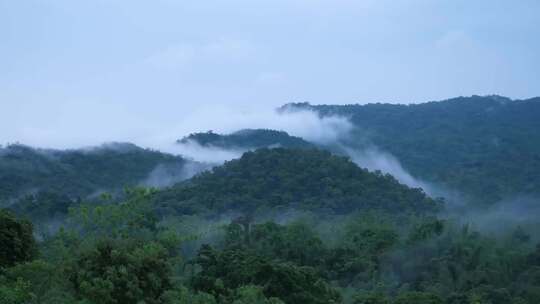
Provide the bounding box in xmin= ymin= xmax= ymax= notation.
xmin=70 ymin=240 xmax=172 ymax=304
xmin=9 ymin=191 xmax=75 ymax=222
xmin=352 ymin=292 xmax=390 ymax=304
xmin=0 ymin=209 xmax=37 ymax=268
xmin=323 ymin=215 xmax=399 ymax=283
xmin=192 ymin=245 xmax=341 ymax=304
xmin=160 ymin=285 xmax=284 ymax=304
xmin=231 ymin=285 xmax=284 ymax=304
xmin=0 ymin=188 xmax=187 ymax=304
xmin=0 ymin=143 xmax=187 ymax=202
xmin=68 ymin=188 xmax=159 ymax=241
xmin=1 ymin=260 xmax=75 ymax=303
xmin=160 ymin=286 xmax=217 ymax=304
xmin=154 ymin=148 xmax=440 ymax=215
xmin=393 ymin=291 xmax=444 ymax=304
xmin=1 ymin=185 xmax=540 ymax=303
xmin=290 ymin=96 xmax=540 ymax=205
xmin=4 ymin=95 xmax=540 ymax=304
xmin=249 ymin=221 xmax=326 ymax=267
xmin=407 ymin=217 xmax=444 ymax=244
xmin=178 ymin=129 xmax=314 ymax=150
xmin=0 ymin=277 xmax=33 ymax=304
xmin=342 ymin=216 xmax=399 ymax=256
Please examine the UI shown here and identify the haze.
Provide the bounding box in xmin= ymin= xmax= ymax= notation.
xmin=1 ymin=0 xmax=539 ymax=148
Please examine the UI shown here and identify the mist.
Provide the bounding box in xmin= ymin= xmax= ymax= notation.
xmin=164 ymin=106 xmax=437 ymax=196
xmin=145 ymin=106 xmax=353 ymax=164
xmin=452 ymin=196 xmax=540 ymax=240
xmin=168 ymin=140 xmax=245 ymax=164
xmin=342 ymin=146 xmax=432 ymax=192
xmin=141 ymin=161 xmax=212 ymax=188
xmin=6 ymin=99 xmax=540 ymax=238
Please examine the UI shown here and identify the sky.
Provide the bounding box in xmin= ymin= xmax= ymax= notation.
xmin=1 ymin=0 xmax=539 ymax=149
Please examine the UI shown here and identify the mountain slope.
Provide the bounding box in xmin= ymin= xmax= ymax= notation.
xmin=286 ymin=96 xmax=540 ymax=204
xmin=178 ymin=129 xmax=314 ymax=150
xmin=153 ymin=148 xmax=441 ymax=215
xmin=0 ymin=143 xmax=191 ymax=202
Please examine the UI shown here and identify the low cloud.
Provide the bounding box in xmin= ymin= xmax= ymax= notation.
xmin=155 ymin=106 xmax=435 ymax=195
xmin=142 ymin=161 xmax=212 ymax=188
xmin=168 ymin=140 xmax=244 ymax=164
xmin=455 ymin=196 xmax=540 ymax=239
xmin=137 ymin=106 xmax=353 ymax=163
xmin=343 ymin=146 xmax=433 ymax=193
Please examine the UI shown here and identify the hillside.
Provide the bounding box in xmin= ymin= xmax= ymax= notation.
xmin=153 ymin=148 xmax=441 ymax=216
xmin=0 ymin=143 xmax=192 ymax=203
xmin=177 ymin=129 xmax=314 ymax=150
xmin=286 ymin=96 xmax=540 ymax=204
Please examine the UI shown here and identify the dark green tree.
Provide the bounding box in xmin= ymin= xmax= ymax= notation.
xmin=393 ymin=292 xmax=444 ymax=304
xmin=0 ymin=209 xmax=37 ymax=268
xmin=70 ymin=239 xmax=172 ymax=304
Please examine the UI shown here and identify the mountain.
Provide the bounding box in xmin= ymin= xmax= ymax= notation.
xmin=153 ymin=148 xmax=441 ymax=216
xmin=0 ymin=143 xmax=193 ymax=203
xmin=285 ymin=95 xmax=540 ymax=204
xmin=178 ymin=129 xmax=314 ymax=150
xmin=3 ymin=98 xmax=540 ymax=304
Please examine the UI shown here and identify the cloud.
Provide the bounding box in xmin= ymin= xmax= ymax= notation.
xmin=151 ymin=104 xmax=439 ymax=197
xmin=169 ymin=140 xmax=244 ymax=164
xmin=142 ymin=161 xmax=211 ymax=188
xmin=343 ymin=146 xmax=431 ymax=192
xmin=136 ymin=106 xmax=352 ymax=164
xmin=145 ymin=38 xmax=256 ymax=70
xmin=454 ymin=196 xmax=540 ymax=240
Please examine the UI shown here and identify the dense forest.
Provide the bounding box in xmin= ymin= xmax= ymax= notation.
xmin=0 ymin=143 xmax=210 ymax=233
xmin=2 ymin=96 xmax=540 ymax=303
xmin=152 ymin=148 xmax=441 ymax=216
xmin=178 ymin=129 xmax=314 ymax=150
xmin=286 ymin=96 xmax=540 ymax=205
xmin=0 ymin=143 xmax=195 ymax=201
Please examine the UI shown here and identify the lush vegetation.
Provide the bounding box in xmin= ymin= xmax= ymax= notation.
xmin=0 ymin=143 xmax=190 ymax=208
xmin=153 ymin=148 xmax=441 ymax=216
xmin=0 ymin=144 xmax=193 ymax=221
xmin=178 ymin=129 xmax=314 ymax=150
xmin=1 ymin=186 xmax=539 ymax=303
xmin=0 ymin=209 xmax=37 ymax=268
xmin=2 ymin=96 xmax=540 ymax=303
xmin=287 ymin=96 xmax=540 ymax=204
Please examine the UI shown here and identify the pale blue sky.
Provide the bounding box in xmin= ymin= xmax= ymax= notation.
xmin=1 ymin=0 xmax=539 ymax=148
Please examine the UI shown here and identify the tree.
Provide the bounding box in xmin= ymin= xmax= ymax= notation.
xmin=393 ymin=292 xmax=444 ymax=304
xmin=353 ymin=292 xmax=390 ymax=304
xmin=70 ymin=240 xmax=173 ymax=304
xmin=1 ymin=260 xmax=75 ymax=303
xmin=192 ymin=245 xmax=341 ymax=304
xmin=0 ymin=277 xmax=33 ymax=304
xmin=231 ymin=285 xmax=284 ymax=304
xmin=0 ymin=209 xmax=37 ymax=268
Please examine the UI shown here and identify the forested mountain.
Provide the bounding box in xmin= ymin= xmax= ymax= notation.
xmin=153 ymin=148 xmax=440 ymax=216
xmin=0 ymin=143 xmax=192 ymax=203
xmin=286 ymin=95 xmax=540 ymax=204
xmin=178 ymin=129 xmax=314 ymax=150
xmin=2 ymin=161 xmax=539 ymax=303
xmin=2 ymin=96 xmax=540 ymax=303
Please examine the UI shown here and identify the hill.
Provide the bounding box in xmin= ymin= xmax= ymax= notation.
xmin=153 ymin=148 xmax=441 ymax=216
xmin=0 ymin=143 xmax=192 ymax=203
xmin=285 ymin=96 xmax=540 ymax=204
xmin=177 ymin=129 xmax=314 ymax=150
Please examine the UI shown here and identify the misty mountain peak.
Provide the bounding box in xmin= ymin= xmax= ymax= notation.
xmin=177 ymin=129 xmax=314 ymax=150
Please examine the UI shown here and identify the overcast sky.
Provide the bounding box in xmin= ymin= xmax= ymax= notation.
xmin=1 ymin=0 xmax=539 ymax=148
